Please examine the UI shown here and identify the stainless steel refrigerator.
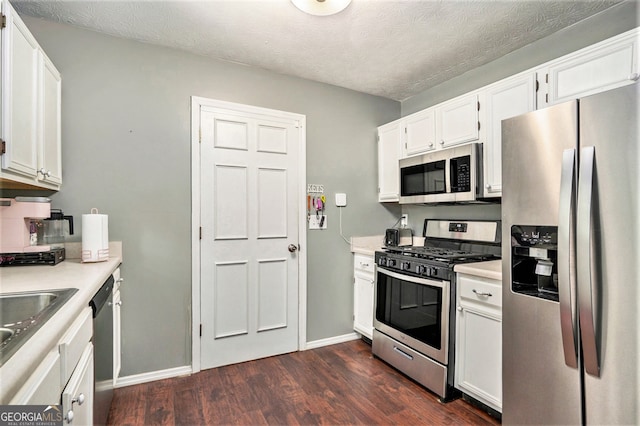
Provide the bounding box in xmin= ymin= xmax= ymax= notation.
xmin=501 ymin=83 xmax=639 ymax=425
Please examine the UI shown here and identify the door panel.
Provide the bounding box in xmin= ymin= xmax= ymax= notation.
xmin=200 ymin=106 xmax=300 ymax=370
xmin=214 ymin=164 xmax=248 ymax=239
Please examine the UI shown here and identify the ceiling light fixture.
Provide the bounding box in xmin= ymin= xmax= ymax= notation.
xmin=291 ymin=0 xmax=352 ymax=16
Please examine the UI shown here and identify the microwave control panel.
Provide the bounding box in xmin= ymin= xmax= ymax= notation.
xmin=450 ymin=155 xmax=471 ymax=192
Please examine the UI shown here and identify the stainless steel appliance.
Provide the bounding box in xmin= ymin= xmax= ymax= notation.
xmin=374 ymin=219 xmax=501 ymax=401
xmin=384 ymin=227 xmax=413 ymax=247
xmin=399 ymin=143 xmax=483 ymax=204
xmin=501 ymin=83 xmax=639 ymax=425
xmin=90 ymin=275 xmax=115 ymax=426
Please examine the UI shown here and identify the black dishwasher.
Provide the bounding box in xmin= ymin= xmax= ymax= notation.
xmin=90 ymin=275 xmax=114 ymax=426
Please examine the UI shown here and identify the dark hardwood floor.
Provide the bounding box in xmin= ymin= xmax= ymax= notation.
xmin=108 ymin=339 xmax=500 ymax=425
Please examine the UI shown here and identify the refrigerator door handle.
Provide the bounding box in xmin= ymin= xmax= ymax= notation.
xmin=558 ymin=148 xmax=579 ymax=368
xmin=577 ymin=146 xmax=600 ymax=377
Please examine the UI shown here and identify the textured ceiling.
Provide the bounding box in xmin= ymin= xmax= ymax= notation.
xmin=13 ymin=0 xmax=624 ymax=101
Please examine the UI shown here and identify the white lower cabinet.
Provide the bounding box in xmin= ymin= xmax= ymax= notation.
xmin=9 ymin=350 xmax=61 ymax=405
xmin=353 ymin=254 xmax=375 ymax=340
xmin=8 ymin=306 xmax=94 ymax=424
xmin=113 ymin=288 xmax=121 ymax=385
xmin=455 ymin=273 xmax=502 ymax=413
xmin=62 ymin=343 xmax=94 ymax=425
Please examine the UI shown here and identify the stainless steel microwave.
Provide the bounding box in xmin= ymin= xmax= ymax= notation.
xmin=399 ymin=143 xmax=483 ymax=204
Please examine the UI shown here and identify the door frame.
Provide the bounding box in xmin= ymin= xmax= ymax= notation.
xmin=190 ymin=96 xmax=307 ymax=373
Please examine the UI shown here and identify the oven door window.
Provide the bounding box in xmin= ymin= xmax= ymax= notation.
xmin=400 ymin=160 xmax=446 ymax=196
xmin=376 ymin=271 xmax=443 ymax=349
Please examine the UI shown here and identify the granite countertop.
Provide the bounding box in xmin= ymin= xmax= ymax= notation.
xmin=453 ymin=259 xmax=502 ymax=281
xmin=0 ymin=242 xmax=122 ymax=403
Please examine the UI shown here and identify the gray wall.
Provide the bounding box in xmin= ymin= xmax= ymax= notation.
xmin=400 ymin=0 xmax=638 ymax=230
xmin=19 ymin=16 xmax=400 ymax=376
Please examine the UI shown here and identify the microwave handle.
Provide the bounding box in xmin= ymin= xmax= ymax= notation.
xmin=445 ymin=158 xmax=452 ymax=193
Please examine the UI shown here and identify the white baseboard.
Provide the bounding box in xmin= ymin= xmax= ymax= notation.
xmin=115 ymin=365 xmax=192 ymax=388
xmin=304 ymin=332 xmax=360 ymax=350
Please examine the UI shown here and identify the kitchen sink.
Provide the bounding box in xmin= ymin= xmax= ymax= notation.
xmin=0 ymin=288 xmax=78 ymax=366
xmin=0 ymin=328 xmax=14 ymax=344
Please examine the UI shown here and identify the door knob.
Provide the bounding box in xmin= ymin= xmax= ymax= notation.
xmin=288 ymin=244 xmax=298 ymax=253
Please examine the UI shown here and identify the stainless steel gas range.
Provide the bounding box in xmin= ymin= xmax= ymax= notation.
xmin=373 ymin=219 xmax=501 ymax=401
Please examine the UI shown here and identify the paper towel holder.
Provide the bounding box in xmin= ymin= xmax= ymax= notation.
xmin=82 ymin=207 xmax=109 ymax=262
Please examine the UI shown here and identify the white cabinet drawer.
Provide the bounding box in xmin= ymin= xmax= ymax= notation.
xmin=354 ymin=254 xmax=375 ymax=274
xmin=458 ymin=274 xmax=502 ymax=310
xmin=59 ymin=307 xmax=92 ymax=388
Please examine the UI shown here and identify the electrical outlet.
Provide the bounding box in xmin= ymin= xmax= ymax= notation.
xmin=335 ymin=193 xmax=347 ymax=207
xmin=401 ymin=214 xmax=408 ymax=228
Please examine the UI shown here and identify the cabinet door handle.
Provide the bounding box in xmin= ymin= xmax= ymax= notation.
xmin=472 ymin=289 xmax=492 ymax=297
xmin=72 ymin=393 xmax=85 ymax=405
xmin=66 ymin=410 xmax=74 ymax=423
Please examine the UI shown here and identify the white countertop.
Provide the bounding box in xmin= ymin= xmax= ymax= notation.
xmin=350 ymin=235 xmax=426 ymax=256
xmin=350 ymin=235 xmax=384 ymax=256
xmin=454 ymin=259 xmax=502 ymax=281
xmin=0 ymin=243 xmax=122 ymax=403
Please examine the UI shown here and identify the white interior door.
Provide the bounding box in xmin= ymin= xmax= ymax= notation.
xmin=199 ymin=103 xmax=302 ymax=370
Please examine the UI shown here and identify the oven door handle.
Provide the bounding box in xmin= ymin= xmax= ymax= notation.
xmin=377 ymin=267 xmax=447 ymax=289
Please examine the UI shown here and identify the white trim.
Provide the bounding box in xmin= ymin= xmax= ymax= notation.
xmin=304 ymin=332 xmax=361 ymax=350
xmin=191 ymin=96 xmax=307 ymax=372
xmin=115 ymin=366 xmax=193 ymax=389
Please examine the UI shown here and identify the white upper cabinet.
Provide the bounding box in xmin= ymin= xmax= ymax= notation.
xmin=1 ymin=0 xmax=62 ymax=190
xmin=39 ymin=53 xmax=62 ymax=186
xmin=403 ymin=107 xmax=436 ymax=157
xmin=481 ymin=72 xmax=537 ymax=198
xmin=377 ymin=119 xmax=402 ymax=202
xmin=544 ymin=29 xmax=639 ymax=106
xmin=436 ymin=93 xmax=480 ymax=148
xmin=1 ymin=1 xmax=39 ymax=180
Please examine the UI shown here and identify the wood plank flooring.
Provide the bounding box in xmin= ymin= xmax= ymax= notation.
xmin=108 ymin=339 xmax=500 ymax=425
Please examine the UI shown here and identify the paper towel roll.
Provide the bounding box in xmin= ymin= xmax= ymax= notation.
xmin=82 ymin=208 xmax=109 ymax=262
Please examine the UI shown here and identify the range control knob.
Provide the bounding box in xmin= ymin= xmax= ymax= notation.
xmin=401 ymin=261 xmax=411 ymax=271
xmin=388 ymin=259 xmax=396 ymax=267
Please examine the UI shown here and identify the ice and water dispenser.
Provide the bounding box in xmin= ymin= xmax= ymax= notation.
xmin=511 ymin=225 xmax=559 ymax=301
